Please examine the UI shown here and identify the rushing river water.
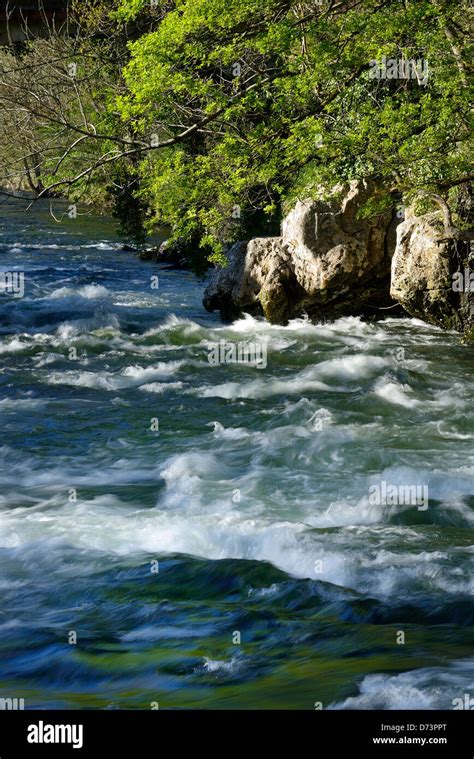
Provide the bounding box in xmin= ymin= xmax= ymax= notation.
xmin=0 ymin=198 xmax=473 ymax=710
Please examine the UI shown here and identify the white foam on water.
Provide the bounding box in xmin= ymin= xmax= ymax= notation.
xmin=373 ymin=378 xmax=420 ymax=407
xmin=314 ymin=354 xmax=388 ymax=379
xmin=370 ymin=465 xmax=474 ymax=502
xmin=193 ymin=374 xmax=333 ymax=400
xmin=201 ymin=656 xmax=244 ymax=675
xmin=143 ymin=314 xmax=206 ymax=338
xmin=51 ymin=313 xmax=121 ymax=339
xmin=329 ymin=658 xmax=474 ymax=710
xmin=0 ymin=337 xmax=27 ymax=354
xmin=0 ymin=474 xmax=471 ymax=601
xmin=431 ymin=383 xmax=471 ymax=410
xmin=208 ymin=421 xmax=256 ymax=441
xmin=45 ymin=359 xmax=187 ymax=391
xmin=50 ymin=284 xmax=110 ymax=299
xmin=1 ymin=285 xmax=472 ymax=624
xmin=190 ymin=349 xmax=393 ymax=401
xmin=82 ymin=242 xmax=121 ymax=250
xmin=225 ymin=313 xmax=379 ymax=338
xmin=139 ymin=381 xmax=185 ymax=394
xmin=436 ymin=422 xmax=473 ymax=440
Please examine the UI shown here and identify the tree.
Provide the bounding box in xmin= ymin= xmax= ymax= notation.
xmin=0 ymin=0 xmax=471 ymax=256
xmin=0 ymin=1 xmax=150 ymax=244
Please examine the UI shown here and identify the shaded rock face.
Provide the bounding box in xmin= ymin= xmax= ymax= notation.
xmin=139 ymin=239 xmax=189 ymax=268
xmin=390 ymin=212 xmax=473 ymax=333
xmin=202 ymin=240 xmax=254 ymax=321
xmin=203 ymin=181 xmax=399 ymax=324
xmin=139 ymin=237 xmax=210 ymax=274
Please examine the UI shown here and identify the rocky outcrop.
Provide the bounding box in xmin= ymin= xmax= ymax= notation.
xmin=390 ymin=211 xmax=473 ymax=333
xmin=140 ymin=237 xmax=211 ymax=274
xmin=203 ymin=181 xmax=400 ymax=324
xmin=203 ymin=182 xmax=473 ymax=334
xmin=139 ymin=239 xmax=189 ymax=269
xmin=202 ymin=238 xmax=296 ymax=322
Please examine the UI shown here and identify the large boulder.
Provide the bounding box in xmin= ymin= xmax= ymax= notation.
xmin=281 ymin=193 xmax=393 ymax=302
xmin=203 ymin=181 xmax=399 ymax=324
xmin=203 ymin=242 xmax=283 ymax=321
xmin=390 ymin=211 xmax=473 ymax=333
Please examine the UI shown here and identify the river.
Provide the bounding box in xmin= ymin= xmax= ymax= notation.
xmin=0 ymin=198 xmax=473 ymax=709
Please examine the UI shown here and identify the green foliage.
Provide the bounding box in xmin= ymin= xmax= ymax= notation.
xmin=2 ymin=0 xmax=470 ymax=254
xmin=111 ymin=0 xmax=472 ymax=251
xmin=108 ymin=169 xmax=148 ymax=248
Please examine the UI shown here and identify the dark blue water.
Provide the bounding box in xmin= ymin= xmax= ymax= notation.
xmin=0 ymin=198 xmax=473 ymax=709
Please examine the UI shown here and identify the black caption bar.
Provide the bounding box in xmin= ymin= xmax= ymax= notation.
xmin=0 ymin=710 xmax=471 ymax=757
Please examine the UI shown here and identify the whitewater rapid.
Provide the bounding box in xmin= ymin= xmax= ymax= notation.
xmin=0 ymin=201 xmax=473 ymax=709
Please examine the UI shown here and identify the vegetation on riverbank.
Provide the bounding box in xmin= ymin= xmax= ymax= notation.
xmin=0 ymin=0 xmax=471 ymax=256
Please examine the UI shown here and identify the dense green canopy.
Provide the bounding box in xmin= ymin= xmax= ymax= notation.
xmin=0 ymin=0 xmax=471 ymax=254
